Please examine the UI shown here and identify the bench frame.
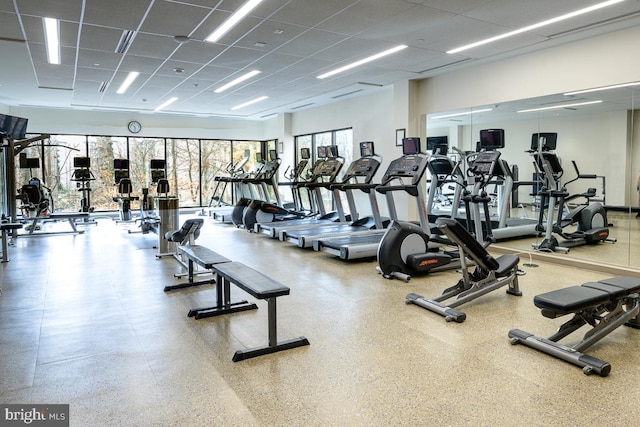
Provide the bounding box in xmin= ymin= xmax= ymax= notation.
xmin=406 ymin=218 xmax=522 ymax=323
xmin=163 ymin=245 xmax=230 ymax=291
xmin=21 ymin=212 xmax=89 ymax=236
xmin=189 ymin=261 xmax=309 ymax=362
xmin=509 ymin=276 xmax=640 ymax=376
xmin=1 ymin=223 xmax=23 ymax=262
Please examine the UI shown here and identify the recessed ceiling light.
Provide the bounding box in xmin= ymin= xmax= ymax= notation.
xmin=317 ymin=45 xmax=408 ymax=79
xmin=214 ymin=70 xmax=261 ymax=93
xmin=231 ymin=95 xmax=268 ymax=110
xmin=43 ymin=17 xmax=60 ymax=64
xmin=517 ymin=100 xmax=603 ymax=113
xmin=155 ymin=97 xmax=178 ymax=112
xmin=273 ymin=29 xmax=284 ymax=34
xmin=447 ymin=0 xmax=625 ymax=54
xmin=116 ymin=71 xmax=140 ymax=94
xmin=254 ymin=42 xmax=266 ymax=47
xmin=205 ymin=0 xmax=263 ymax=43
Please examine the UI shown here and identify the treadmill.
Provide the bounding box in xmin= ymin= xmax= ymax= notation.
xmin=212 ymin=153 xmax=266 ymax=224
xmin=313 ymin=137 xmax=430 ymax=260
xmin=280 ymin=141 xmax=384 ymax=248
xmin=255 ymin=145 xmax=345 ymax=238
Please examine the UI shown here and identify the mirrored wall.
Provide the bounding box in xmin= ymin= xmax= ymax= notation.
xmin=426 ymin=82 xmax=639 ymax=270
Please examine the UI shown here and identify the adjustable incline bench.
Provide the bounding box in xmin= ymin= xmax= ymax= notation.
xmin=509 ymin=276 xmax=640 ymax=376
xmin=406 ymin=217 xmax=522 ymax=323
xmin=188 ymin=261 xmax=310 ymax=361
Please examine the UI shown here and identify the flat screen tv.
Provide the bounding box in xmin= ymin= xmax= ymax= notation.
xmin=402 ymin=137 xmax=421 ymax=155
xmin=300 ymin=147 xmax=310 ymax=159
xmin=328 ymin=145 xmax=338 ymax=158
xmin=530 ymin=132 xmax=557 ymax=151
xmin=150 ymin=159 xmax=165 ymax=169
xmin=426 ymin=136 xmax=448 ymax=155
xmin=74 ymin=157 xmax=91 ymax=168
xmin=359 ymin=141 xmax=375 ymax=157
xmin=0 ymin=113 xmax=28 ymax=141
xmin=268 ymin=149 xmax=277 ymax=161
xmin=479 ymin=129 xmax=505 ymax=150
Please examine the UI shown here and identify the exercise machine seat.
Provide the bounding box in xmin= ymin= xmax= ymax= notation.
xmin=118 ymin=178 xmax=133 ymax=194
xmin=157 ymin=178 xmax=170 ymax=195
xmin=165 ymin=218 xmax=204 ymax=243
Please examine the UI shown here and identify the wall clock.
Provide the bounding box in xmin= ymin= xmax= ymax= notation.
xmin=128 ymin=121 xmax=142 ymax=134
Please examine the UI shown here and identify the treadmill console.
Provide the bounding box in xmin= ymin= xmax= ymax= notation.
xmin=469 ymin=150 xmax=501 ymax=177
xmin=381 ymin=155 xmax=428 ymax=185
xmin=313 ymin=158 xmax=343 ymax=180
xmin=340 ymin=157 xmax=381 ymax=183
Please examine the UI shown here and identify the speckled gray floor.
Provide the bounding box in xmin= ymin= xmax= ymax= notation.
xmin=1 ymin=215 xmax=640 ymax=426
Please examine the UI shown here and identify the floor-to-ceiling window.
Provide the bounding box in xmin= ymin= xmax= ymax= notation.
xmin=9 ymin=134 xmax=271 ymax=216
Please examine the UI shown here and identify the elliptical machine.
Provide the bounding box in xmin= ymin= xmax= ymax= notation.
xmin=377 ymin=148 xmax=501 ymax=281
xmin=532 ymin=149 xmax=614 ymax=253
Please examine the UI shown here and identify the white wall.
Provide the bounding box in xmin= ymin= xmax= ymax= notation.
xmin=8 ymin=106 xmax=267 ymax=141
xmin=417 ymin=25 xmax=640 ymax=114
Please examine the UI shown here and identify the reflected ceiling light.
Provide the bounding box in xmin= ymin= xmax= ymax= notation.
xmin=116 ymin=71 xmax=140 ymax=94
xmin=431 ymin=108 xmax=493 ymax=120
xmin=564 ymin=81 xmax=640 ymax=96
xmin=517 ymin=100 xmax=603 ymax=113
xmin=205 ymin=0 xmax=263 ymax=43
xmin=231 ymin=95 xmax=268 ymax=110
xmin=447 ymin=0 xmax=626 ymax=54
xmin=43 ymin=17 xmax=60 ymax=64
xmin=317 ymin=45 xmax=408 ymax=79
xmin=214 ymin=70 xmax=261 ymax=93
xmin=155 ymin=97 xmax=179 ymax=111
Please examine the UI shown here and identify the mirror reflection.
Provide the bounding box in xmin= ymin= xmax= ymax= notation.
xmin=426 ymin=83 xmax=639 ymax=269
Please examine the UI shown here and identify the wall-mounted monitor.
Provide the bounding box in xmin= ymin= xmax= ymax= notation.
xmin=402 ymin=137 xmax=421 ymax=155
xmin=23 ymin=158 xmax=40 ymax=169
xmin=427 ymin=136 xmax=449 ymax=155
xmin=359 ymin=141 xmax=375 ymax=157
xmin=479 ymin=129 xmax=505 ymax=150
xmin=531 ymin=132 xmax=557 ymax=151
xmin=300 ymin=147 xmax=310 ymax=159
xmin=0 ymin=113 xmax=28 ymax=141
xmin=114 ymin=158 xmax=129 ymax=170
xmin=150 ymin=159 xmax=165 ymax=169
xmin=74 ymin=157 xmax=91 ymax=168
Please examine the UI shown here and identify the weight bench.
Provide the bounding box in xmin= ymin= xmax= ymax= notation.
xmin=1 ymin=222 xmax=23 ymax=262
xmin=406 ymin=217 xmax=522 ymax=322
xmin=188 ymin=261 xmax=310 ymax=362
xmin=163 ymin=245 xmax=230 ymax=291
xmin=22 ymin=212 xmax=89 ymax=236
xmin=509 ymin=276 xmax=640 ymax=376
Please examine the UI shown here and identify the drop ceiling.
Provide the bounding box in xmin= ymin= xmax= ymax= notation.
xmin=1 ymin=0 xmax=639 ymax=120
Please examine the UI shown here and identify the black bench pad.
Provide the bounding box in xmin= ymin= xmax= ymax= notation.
xmin=1 ymin=223 xmax=23 ymax=231
xmin=496 ymin=254 xmax=519 ymax=277
xmin=213 ymin=262 xmax=290 ymax=299
xmin=534 ymin=285 xmax=609 ymax=314
xmin=534 ymin=276 xmax=640 ymax=315
xmin=178 ymin=245 xmax=230 ymax=268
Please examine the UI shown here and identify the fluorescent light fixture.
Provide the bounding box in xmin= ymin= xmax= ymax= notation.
xmin=431 ymin=108 xmax=493 ymax=120
xmin=317 ymin=45 xmax=408 ymax=79
xmin=564 ymin=81 xmax=640 ymax=96
xmin=447 ymin=0 xmax=626 ymax=54
xmin=205 ymin=0 xmax=263 ymax=43
xmin=155 ymin=97 xmax=179 ymax=112
xmin=214 ymin=70 xmax=261 ymax=93
xmin=231 ymin=95 xmax=268 ymax=110
xmin=517 ymin=100 xmax=603 ymax=113
xmin=43 ymin=17 xmax=60 ymax=64
xmin=116 ymin=71 xmax=140 ymax=94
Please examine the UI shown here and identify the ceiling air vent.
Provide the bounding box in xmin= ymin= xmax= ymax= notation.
xmin=115 ymin=30 xmax=136 ymax=54
xmin=98 ymin=82 xmax=108 ymax=93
